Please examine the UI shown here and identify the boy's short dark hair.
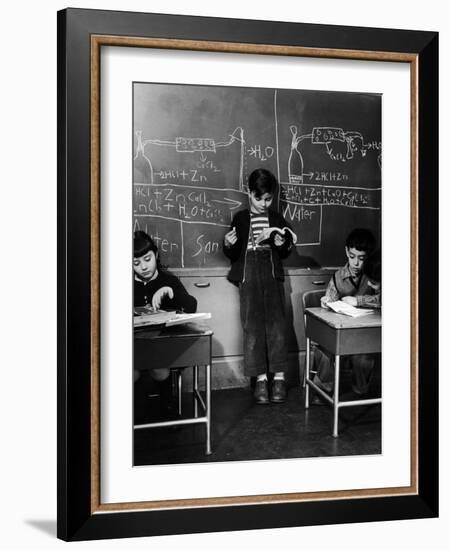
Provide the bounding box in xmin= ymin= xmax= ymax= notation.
xmin=134 ymin=230 xmax=157 ymax=258
xmin=345 ymin=228 xmax=376 ymax=253
xmin=248 ymin=168 xmax=277 ymax=197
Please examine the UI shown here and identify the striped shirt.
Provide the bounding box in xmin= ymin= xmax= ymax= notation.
xmin=247 ymin=214 xmax=270 ymax=250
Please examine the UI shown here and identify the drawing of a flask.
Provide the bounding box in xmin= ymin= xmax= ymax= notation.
xmin=288 ymin=125 xmax=304 ymax=184
xmin=134 ymin=130 xmax=153 ymax=184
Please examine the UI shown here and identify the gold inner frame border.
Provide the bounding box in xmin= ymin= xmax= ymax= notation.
xmin=89 ymin=35 xmax=419 ymax=514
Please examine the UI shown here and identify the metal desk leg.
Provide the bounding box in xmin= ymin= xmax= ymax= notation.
xmin=193 ymin=365 xmax=199 ymax=418
xmin=205 ymin=363 xmax=211 ymax=455
xmin=305 ymin=336 xmax=311 ymax=408
xmin=333 ymin=354 xmax=341 ymax=437
xmin=177 ymin=370 xmax=182 ymax=415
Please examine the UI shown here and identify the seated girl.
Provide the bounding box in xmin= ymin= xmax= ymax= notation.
xmin=133 ymin=230 xmax=197 ymax=420
xmin=134 ymin=230 xmax=197 ymax=314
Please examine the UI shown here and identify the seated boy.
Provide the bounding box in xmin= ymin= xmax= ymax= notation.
xmin=313 ymin=228 xmax=381 ymax=399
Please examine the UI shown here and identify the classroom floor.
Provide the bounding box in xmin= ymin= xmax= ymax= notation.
xmin=133 ymin=377 xmax=382 ymax=466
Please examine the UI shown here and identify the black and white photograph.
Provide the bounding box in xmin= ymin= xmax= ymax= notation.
xmin=49 ymin=3 xmax=440 ymax=543
xmin=0 ymin=0 xmax=446 ymax=543
xmin=132 ymin=82 xmax=382 ymax=465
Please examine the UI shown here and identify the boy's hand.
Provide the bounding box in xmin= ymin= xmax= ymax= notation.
xmin=152 ymin=286 xmax=174 ymax=310
xmin=224 ymin=227 xmax=237 ymax=247
xmin=342 ymin=296 xmax=357 ymax=306
xmin=255 ymin=227 xmax=273 ymax=244
xmin=273 ymin=233 xmax=285 ymax=246
xmin=368 ymin=279 xmax=381 ymax=291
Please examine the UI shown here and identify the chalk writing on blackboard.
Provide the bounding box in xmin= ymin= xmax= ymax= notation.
xmin=288 ymin=125 xmax=382 ymax=185
xmin=134 ymin=128 xmax=380 ymax=259
xmin=135 ymin=127 xmax=245 ymax=191
xmin=133 ymin=84 xmax=381 ymax=268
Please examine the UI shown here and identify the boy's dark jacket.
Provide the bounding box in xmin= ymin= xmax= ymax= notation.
xmin=223 ymin=208 xmax=293 ymax=284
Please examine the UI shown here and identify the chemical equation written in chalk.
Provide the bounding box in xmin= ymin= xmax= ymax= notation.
xmin=281 ymin=183 xmax=381 ymax=210
xmin=134 ymin=184 xmax=244 ymax=227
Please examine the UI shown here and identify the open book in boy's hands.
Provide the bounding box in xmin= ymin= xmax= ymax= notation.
xmin=325 ymin=300 xmax=374 ymax=317
xmin=255 ymin=226 xmax=298 ymax=245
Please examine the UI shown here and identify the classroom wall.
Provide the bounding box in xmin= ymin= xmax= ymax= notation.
xmin=1 ymin=2 xmax=447 ymax=550
xmin=178 ymin=269 xmax=331 ymax=390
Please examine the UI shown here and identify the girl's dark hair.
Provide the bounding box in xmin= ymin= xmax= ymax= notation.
xmin=133 ymin=230 xmax=158 ymax=258
xmin=248 ymin=168 xmax=277 ymax=197
xmin=345 ymin=228 xmax=376 ymax=254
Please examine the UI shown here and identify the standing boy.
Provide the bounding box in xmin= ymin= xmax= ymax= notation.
xmin=313 ymin=228 xmax=381 ymax=399
xmin=223 ymin=169 xmax=296 ymax=404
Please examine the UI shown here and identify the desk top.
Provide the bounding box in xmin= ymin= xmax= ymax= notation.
xmin=134 ymin=321 xmax=213 ymax=340
xmin=305 ymin=307 xmax=382 ymax=330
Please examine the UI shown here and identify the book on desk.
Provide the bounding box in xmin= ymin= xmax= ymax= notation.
xmin=134 ymin=305 xmax=211 ymax=328
xmin=325 ymin=300 xmax=374 ymax=318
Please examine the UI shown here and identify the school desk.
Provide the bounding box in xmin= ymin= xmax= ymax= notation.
xmin=304 ymin=307 xmax=382 ymax=437
xmin=134 ymin=322 xmax=213 ymax=455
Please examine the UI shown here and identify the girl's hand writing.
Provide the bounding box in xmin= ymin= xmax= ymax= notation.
xmin=152 ymin=286 xmax=174 ymax=310
xmin=342 ymin=296 xmax=357 ymax=306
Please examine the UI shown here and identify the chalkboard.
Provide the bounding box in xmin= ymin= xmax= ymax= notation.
xmin=133 ymin=83 xmax=381 ymax=269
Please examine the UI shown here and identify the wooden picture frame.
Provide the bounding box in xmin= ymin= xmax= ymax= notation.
xmin=57 ymin=8 xmax=438 ymax=541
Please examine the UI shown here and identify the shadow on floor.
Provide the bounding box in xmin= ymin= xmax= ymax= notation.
xmin=24 ymin=519 xmax=57 ymax=537
xmin=133 ymin=384 xmax=381 ymax=466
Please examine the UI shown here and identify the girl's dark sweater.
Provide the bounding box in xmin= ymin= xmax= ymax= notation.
xmin=134 ymin=271 xmax=197 ymax=312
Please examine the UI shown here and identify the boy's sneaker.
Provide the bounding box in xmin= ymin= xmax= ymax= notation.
xmin=254 ymin=379 xmax=270 ymax=404
xmin=270 ymin=379 xmax=287 ymax=403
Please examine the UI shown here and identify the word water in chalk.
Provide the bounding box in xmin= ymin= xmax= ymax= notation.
xmin=281 ymin=202 xmax=321 ymax=246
